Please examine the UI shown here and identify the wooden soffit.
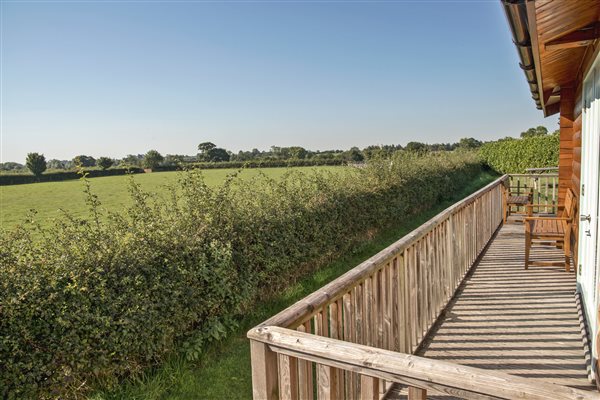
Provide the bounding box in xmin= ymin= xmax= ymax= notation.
xmin=526 ymin=0 xmax=600 ymax=116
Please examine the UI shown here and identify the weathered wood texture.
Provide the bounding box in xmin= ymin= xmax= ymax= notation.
xmin=250 ymin=178 xmax=503 ymax=398
xmin=249 ymin=326 xmax=598 ymax=400
xmin=387 ymin=219 xmax=595 ymax=399
xmin=248 ymin=176 xmax=596 ymax=399
xmin=559 ymin=86 xmax=575 ymax=211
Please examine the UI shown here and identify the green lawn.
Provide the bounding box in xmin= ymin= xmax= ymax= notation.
xmin=0 ymin=166 xmax=342 ymax=229
xmin=91 ymin=170 xmax=498 ymax=400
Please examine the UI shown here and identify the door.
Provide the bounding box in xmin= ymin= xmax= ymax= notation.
xmin=578 ymin=54 xmax=600 ymax=370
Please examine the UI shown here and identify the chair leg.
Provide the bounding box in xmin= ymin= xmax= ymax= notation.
xmin=564 ymin=232 xmax=571 ymax=273
xmin=525 ymin=231 xmax=531 ymax=269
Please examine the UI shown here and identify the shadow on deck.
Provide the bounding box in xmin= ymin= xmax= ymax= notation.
xmin=388 ymin=218 xmax=594 ymax=399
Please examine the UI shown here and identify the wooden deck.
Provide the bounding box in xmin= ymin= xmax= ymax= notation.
xmin=388 ymin=219 xmax=595 ymax=399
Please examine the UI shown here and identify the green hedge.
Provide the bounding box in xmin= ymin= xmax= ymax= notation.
xmin=0 ymin=151 xmax=482 ymax=398
xmin=0 ymin=161 xmax=344 ymax=186
xmin=0 ymin=168 xmax=144 ymax=186
xmin=152 ymin=159 xmax=345 ymax=172
xmin=186 ymin=158 xmax=345 ymax=169
xmin=478 ymin=134 xmax=558 ymax=174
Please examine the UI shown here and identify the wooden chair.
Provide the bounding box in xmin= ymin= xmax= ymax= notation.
xmin=502 ymin=180 xmax=533 ymax=223
xmin=524 ymin=188 xmax=576 ymax=272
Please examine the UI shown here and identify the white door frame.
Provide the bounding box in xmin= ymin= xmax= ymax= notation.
xmin=578 ymin=51 xmax=600 ymax=374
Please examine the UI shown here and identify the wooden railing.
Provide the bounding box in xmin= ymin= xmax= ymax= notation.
xmin=249 ymin=326 xmax=597 ymax=400
xmin=508 ymin=172 xmax=559 ymax=213
xmin=248 ymin=175 xmax=597 ymax=400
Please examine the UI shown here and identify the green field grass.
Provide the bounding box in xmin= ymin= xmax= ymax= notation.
xmin=0 ymin=166 xmax=342 ymax=229
xmin=92 ymin=170 xmax=498 ymax=400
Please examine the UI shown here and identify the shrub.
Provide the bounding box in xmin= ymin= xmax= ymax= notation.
xmin=25 ymin=153 xmax=47 ymax=176
xmin=97 ymin=157 xmax=114 ymax=170
xmin=0 ymin=151 xmax=483 ymax=398
xmin=478 ymin=134 xmax=559 ymax=174
xmin=73 ymin=155 xmax=96 ymax=168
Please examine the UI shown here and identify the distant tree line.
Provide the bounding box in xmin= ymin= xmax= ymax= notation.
xmin=2 ymin=136 xmax=488 ymax=176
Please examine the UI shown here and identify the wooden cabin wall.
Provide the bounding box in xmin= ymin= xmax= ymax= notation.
xmin=573 ymin=88 xmax=583 ymax=205
xmin=559 ymin=87 xmax=576 ymax=211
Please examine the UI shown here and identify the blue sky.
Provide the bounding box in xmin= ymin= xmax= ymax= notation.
xmin=1 ymin=0 xmax=557 ymax=163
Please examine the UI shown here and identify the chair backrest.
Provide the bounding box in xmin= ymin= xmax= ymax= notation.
xmin=563 ymin=188 xmax=577 ymax=220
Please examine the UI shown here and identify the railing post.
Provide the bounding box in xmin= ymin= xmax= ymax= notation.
xmin=250 ymin=339 xmax=279 ymax=400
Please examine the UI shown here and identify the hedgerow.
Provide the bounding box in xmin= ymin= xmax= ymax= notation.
xmin=0 ymin=167 xmax=145 ymax=186
xmin=0 ymin=151 xmax=482 ymax=398
xmin=478 ymin=134 xmax=559 ymax=174
xmin=0 ymin=160 xmax=345 ymax=186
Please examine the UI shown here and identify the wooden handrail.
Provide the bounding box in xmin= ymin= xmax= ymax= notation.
xmin=248 ymin=173 xmax=586 ymax=400
xmin=525 ymin=167 xmax=559 ymax=173
xmin=508 ymin=173 xmax=559 ymax=177
xmin=259 ymin=175 xmax=507 ymax=329
xmin=250 ymin=326 xmax=599 ymax=400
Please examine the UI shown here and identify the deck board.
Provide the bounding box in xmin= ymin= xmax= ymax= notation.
xmin=387 ymin=220 xmax=595 ymax=399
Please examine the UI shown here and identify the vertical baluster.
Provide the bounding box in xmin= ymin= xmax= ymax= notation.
xmin=328 ymin=301 xmax=343 ymax=400
xmin=297 ymin=323 xmax=314 ymax=400
xmin=401 ymin=251 xmax=411 ymax=353
xmin=425 ymin=233 xmax=433 ymax=327
xmin=315 ymin=309 xmax=337 ymax=400
xmin=364 ymin=276 xmax=373 ymax=348
xmin=360 ymin=375 xmax=379 ymax=400
xmin=408 ymin=246 xmax=418 ymax=352
xmin=374 ymin=269 xmax=382 ymax=350
xmin=279 ymin=354 xmax=298 ymax=400
xmin=354 ymin=283 xmax=364 ymax=346
xmin=383 ymin=263 xmax=392 ymax=351
xmin=448 ymin=214 xmax=455 ymax=296
xmin=408 ymin=386 xmax=427 ymax=400
xmin=342 ymin=293 xmax=355 ymax=399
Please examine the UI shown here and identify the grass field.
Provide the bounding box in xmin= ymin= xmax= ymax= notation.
xmin=0 ymin=166 xmax=342 ymax=230
xmin=92 ymin=170 xmax=497 ymax=400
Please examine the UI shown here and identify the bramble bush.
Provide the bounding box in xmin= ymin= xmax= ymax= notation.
xmin=478 ymin=134 xmax=559 ymax=174
xmin=0 ymin=151 xmax=482 ymax=398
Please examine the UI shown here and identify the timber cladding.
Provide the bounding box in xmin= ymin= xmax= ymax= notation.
xmin=559 ymin=86 xmax=575 ymax=212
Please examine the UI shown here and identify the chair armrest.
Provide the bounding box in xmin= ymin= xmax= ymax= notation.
xmin=524 ymin=216 xmax=572 ymax=222
xmin=524 ymin=204 xmax=556 ymax=208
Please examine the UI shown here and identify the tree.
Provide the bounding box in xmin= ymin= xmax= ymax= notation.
xmin=121 ymin=154 xmax=143 ymax=167
xmin=47 ymin=159 xmax=68 ymax=170
xmin=289 ymin=146 xmax=307 ymax=160
xmin=198 ymin=142 xmax=216 ymax=153
xmin=97 ymin=157 xmax=114 ymax=170
xmin=164 ymin=154 xmax=186 ymax=166
xmin=343 ymin=147 xmax=364 ymax=162
xmin=0 ymin=162 xmax=25 ymax=171
xmin=458 ymin=137 xmax=483 ymax=149
xmin=143 ymin=150 xmax=164 ymax=169
xmin=73 ymin=155 xmax=96 ymax=167
xmin=520 ymin=126 xmax=548 ymax=138
xmin=25 ymin=153 xmax=47 ymax=176
xmin=362 ymin=145 xmax=386 ymax=159
xmin=404 ymin=142 xmax=428 ymax=153
xmin=206 ymin=147 xmax=230 ymax=162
